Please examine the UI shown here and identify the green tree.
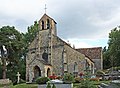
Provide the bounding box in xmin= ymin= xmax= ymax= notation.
xmin=22 ymin=21 xmax=39 ymax=58
xmin=52 ymin=84 xmax=56 ymax=88
xmin=0 ymin=26 xmax=24 ymax=79
xmin=108 ymin=27 xmax=120 ymax=67
xmin=103 ymin=46 xmax=111 ymax=69
xmin=23 ymin=21 xmax=39 ymax=46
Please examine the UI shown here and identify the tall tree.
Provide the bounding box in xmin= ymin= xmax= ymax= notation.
xmin=0 ymin=26 xmax=24 ymax=79
xmin=103 ymin=46 xmax=111 ymax=69
xmin=22 ymin=21 xmax=39 ymax=57
xmin=108 ymin=27 xmax=120 ymax=67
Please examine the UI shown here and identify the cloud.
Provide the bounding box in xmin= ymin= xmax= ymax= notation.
xmin=64 ymin=38 xmax=108 ymax=48
xmin=0 ymin=0 xmax=120 ymax=48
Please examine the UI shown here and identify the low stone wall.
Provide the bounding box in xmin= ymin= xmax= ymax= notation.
xmin=38 ymin=83 xmax=73 ymax=88
xmin=0 ymin=79 xmax=11 ymax=85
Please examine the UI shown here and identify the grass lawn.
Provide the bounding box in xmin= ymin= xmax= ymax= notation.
xmin=6 ymin=80 xmax=110 ymax=88
xmin=10 ymin=83 xmax=38 ymax=88
xmin=73 ymin=80 xmax=111 ymax=88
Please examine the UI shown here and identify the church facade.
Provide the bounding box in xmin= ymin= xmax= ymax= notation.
xmin=26 ymin=14 xmax=95 ymax=82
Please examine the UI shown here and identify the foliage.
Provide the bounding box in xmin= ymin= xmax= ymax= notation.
xmin=108 ymin=27 xmax=120 ymax=67
xmin=77 ymin=79 xmax=97 ymax=88
xmin=0 ymin=64 xmax=2 ymax=78
xmin=52 ymin=84 xmax=56 ymax=88
xmin=22 ymin=21 xmax=39 ymax=50
xmin=103 ymin=46 xmax=111 ymax=69
xmin=77 ymin=68 xmax=97 ymax=88
xmin=36 ymin=77 xmax=50 ymax=84
xmin=74 ymin=77 xmax=84 ymax=83
xmin=46 ymin=82 xmax=51 ymax=88
xmin=96 ymin=70 xmax=105 ymax=76
xmin=0 ymin=26 xmax=24 ymax=79
xmin=63 ymin=73 xmax=74 ymax=83
xmin=11 ymin=83 xmax=37 ymax=88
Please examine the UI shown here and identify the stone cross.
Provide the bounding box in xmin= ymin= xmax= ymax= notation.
xmin=44 ymin=4 xmax=47 ymax=13
xmin=17 ymin=72 xmax=21 ymax=83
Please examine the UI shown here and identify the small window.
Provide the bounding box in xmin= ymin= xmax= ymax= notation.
xmin=64 ymin=53 xmax=67 ymax=63
xmin=47 ymin=19 xmax=50 ymax=29
xmin=74 ymin=62 xmax=78 ymax=72
xmin=64 ymin=64 xmax=67 ymax=71
xmin=42 ymin=21 xmax=44 ymax=29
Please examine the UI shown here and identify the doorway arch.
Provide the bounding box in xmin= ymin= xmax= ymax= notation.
xmin=34 ymin=66 xmax=41 ymax=79
xmin=47 ymin=68 xmax=51 ymax=77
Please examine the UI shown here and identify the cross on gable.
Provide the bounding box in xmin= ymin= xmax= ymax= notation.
xmin=44 ymin=4 xmax=47 ymax=13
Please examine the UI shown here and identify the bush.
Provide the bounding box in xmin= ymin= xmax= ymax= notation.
xmin=36 ymin=77 xmax=50 ymax=84
xmin=46 ymin=82 xmax=51 ymax=88
xmin=74 ymin=77 xmax=84 ymax=83
xmin=63 ymin=73 xmax=74 ymax=83
xmin=52 ymin=84 xmax=56 ymax=88
xmin=96 ymin=70 xmax=105 ymax=76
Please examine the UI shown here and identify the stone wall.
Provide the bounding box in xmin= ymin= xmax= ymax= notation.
xmin=38 ymin=83 xmax=73 ymax=88
xmin=0 ymin=79 xmax=11 ymax=85
xmin=64 ymin=45 xmax=85 ymax=74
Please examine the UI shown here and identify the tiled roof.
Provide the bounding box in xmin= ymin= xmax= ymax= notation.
xmin=76 ymin=47 xmax=102 ymax=59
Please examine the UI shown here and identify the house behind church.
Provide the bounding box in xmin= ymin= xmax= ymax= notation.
xmin=26 ymin=14 xmax=95 ymax=83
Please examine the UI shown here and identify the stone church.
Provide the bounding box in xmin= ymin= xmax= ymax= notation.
xmin=26 ymin=14 xmax=95 ymax=82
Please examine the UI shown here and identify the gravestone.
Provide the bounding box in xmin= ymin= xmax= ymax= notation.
xmin=16 ymin=72 xmax=21 ymax=83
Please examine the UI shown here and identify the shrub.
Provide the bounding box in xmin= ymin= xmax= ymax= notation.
xmin=36 ymin=77 xmax=50 ymax=84
xmin=74 ymin=77 xmax=84 ymax=83
xmin=63 ymin=73 xmax=74 ymax=83
xmin=96 ymin=70 xmax=105 ymax=76
xmin=46 ymin=82 xmax=51 ymax=88
xmin=52 ymin=84 xmax=56 ymax=88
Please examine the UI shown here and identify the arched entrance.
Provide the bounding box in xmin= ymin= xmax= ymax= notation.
xmin=47 ymin=68 xmax=51 ymax=77
xmin=34 ymin=66 xmax=41 ymax=79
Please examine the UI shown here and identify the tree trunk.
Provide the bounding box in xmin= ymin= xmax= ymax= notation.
xmin=2 ymin=58 xmax=6 ymax=79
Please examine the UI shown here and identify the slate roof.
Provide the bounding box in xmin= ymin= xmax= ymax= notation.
xmin=76 ymin=47 xmax=102 ymax=59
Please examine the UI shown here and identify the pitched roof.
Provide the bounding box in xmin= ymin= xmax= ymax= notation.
xmin=76 ymin=47 xmax=102 ymax=59
xmin=39 ymin=13 xmax=57 ymax=24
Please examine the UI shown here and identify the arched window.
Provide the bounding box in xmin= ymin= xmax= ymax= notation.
xmin=42 ymin=20 xmax=44 ymax=29
xmin=47 ymin=19 xmax=50 ymax=29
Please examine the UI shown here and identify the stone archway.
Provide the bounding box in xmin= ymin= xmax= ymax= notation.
xmin=34 ymin=66 xmax=41 ymax=79
xmin=47 ymin=68 xmax=51 ymax=77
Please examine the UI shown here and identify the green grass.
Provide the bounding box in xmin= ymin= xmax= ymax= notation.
xmin=10 ymin=83 xmax=37 ymax=88
xmin=73 ymin=80 xmax=111 ymax=88
xmin=0 ymin=80 xmax=110 ymax=88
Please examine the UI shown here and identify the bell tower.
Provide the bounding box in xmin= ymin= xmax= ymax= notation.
xmin=37 ymin=14 xmax=57 ymax=65
xmin=38 ymin=14 xmax=57 ymax=36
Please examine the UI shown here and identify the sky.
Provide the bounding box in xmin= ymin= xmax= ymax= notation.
xmin=0 ymin=0 xmax=120 ymax=48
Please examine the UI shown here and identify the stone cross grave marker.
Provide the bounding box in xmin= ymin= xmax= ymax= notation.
xmin=17 ymin=72 xmax=21 ymax=83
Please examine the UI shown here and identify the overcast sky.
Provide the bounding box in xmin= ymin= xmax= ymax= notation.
xmin=0 ymin=0 xmax=120 ymax=48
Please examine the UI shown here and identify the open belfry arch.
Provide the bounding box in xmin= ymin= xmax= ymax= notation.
xmin=26 ymin=13 xmax=95 ymax=83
